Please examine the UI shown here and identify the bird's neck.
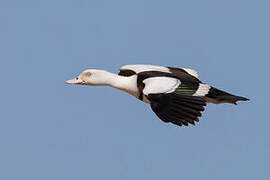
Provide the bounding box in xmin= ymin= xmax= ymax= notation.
xmin=94 ymin=71 xmax=139 ymax=98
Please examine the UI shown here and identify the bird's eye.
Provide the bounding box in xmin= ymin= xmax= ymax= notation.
xmin=76 ymin=77 xmax=79 ymax=80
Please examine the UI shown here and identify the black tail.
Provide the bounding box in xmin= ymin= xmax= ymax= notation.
xmin=205 ymin=87 xmax=249 ymax=105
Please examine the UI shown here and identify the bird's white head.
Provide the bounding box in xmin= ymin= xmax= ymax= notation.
xmin=66 ymin=69 xmax=112 ymax=86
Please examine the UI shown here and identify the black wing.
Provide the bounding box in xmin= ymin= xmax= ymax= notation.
xmin=147 ymin=93 xmax=206 ymax=127
xmin=167 ymin=67 xmax=201 ymax=82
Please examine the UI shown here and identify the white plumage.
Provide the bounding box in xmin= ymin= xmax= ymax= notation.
xmin=143 ymin=77 xmax=181 ymax=95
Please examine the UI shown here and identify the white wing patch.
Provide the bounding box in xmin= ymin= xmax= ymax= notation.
xmin=142 ymin=77 xmax=181 ymax=95
xmin=120 ymin=64 xmax=170 ymax=74
xmin=193 ymin=84 xmax=211 ymax=96
xmin=182 ymin=68 xmax=199 ymax=78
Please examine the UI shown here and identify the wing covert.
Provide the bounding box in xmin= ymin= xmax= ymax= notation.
xmin=142 ymin=77 xmax=181 ymax=95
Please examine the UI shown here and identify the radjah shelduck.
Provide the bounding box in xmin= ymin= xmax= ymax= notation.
xmin=66 ymin=64 xmax=249 ymax=127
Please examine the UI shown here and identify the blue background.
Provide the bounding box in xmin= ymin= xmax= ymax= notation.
xmin=0 ymin=0 xmax=269 ymax=179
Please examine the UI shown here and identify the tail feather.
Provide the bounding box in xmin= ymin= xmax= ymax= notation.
xmin=205 ymin=87 xmax=249 ymax=105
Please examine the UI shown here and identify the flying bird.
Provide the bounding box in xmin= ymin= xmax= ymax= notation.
xmin=66 ymin=64 xmax=249 ymax=127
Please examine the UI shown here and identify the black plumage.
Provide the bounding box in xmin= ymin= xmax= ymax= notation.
xmin=167 ymin=66 xmax=201 ymax=83
xmin=147 ymin=93 xmax=206 ymax=126
xmin=118 ymin=69 xmax=136 ymax=77
xmin=206 ymin=87 xmax=249 ymax=105
xmin=136 ymin=71 xmax=205 ymax=126
xmin=137 ymin=71 xmax=200 ymax=84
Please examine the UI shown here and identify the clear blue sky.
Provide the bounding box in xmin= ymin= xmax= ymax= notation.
xmin=0 ymin=0 xmax=269 ymax=179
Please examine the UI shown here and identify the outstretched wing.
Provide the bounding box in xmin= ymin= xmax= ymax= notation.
xmin=142 ymin=76 xmax=206 ymax=127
